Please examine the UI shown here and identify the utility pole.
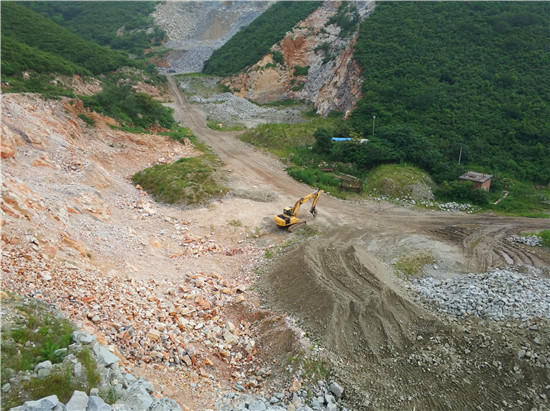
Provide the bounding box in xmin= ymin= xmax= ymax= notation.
xmin=458 ymin=146 xmax=463 ymax=164
xmin=372 ymin=115 xmax=376 ymax=136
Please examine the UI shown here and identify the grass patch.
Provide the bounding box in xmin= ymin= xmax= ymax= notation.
xmin=2 ymin=305 xmax=73 ymax=376
xmin=131 ymin=154 xmax=228 ymax=206
xmin=24 ymin=366 xmax=74 ymax=404
xmin=485 ymin=180 xmax=550 ymax=217
xmin=1 ymin=294 xmax=101 ymax=410
xmin=287 ymin=168 xmax=344 ymax=198
xmin=395 ymin=250 xmax=435 ymax=278
xmin=540 ymin=230 xmax=550 ymax=247
xmin=2 ymin=74 xmax=75 ymax=100
xmin=78 ymin=113 xmax=95 ymax=127
xmin=239 ymin=117 xmax=342 ymax=151
xmin=228 ymin=219 xmax=243 ymax=228
xmin=366 ymin=164 xmax=435 ymax=199
xmin=287 ymin=351 xmax=330 ymax=384
xmin=206 ymin=120 xmax=246 ymax=132
xmin=78 ymin=348 xmax=100 ymax=388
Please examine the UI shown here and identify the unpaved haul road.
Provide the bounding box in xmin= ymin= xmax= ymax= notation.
xmin=167 ymin=75 xmax=549 ymax=274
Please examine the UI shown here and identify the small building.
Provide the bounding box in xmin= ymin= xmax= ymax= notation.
xmin=459 ymin=171 xmax=493 ymax=191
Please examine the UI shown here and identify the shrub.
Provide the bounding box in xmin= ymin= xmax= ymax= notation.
xmin=131 ymin=156 xmax=228 ymax=206
xmin=272 ymin=50 xmax=284 ymax=65
xmin=293 ymin=65 xmax=310 ymax=76
xmin=313 ymin=127 xmax=333 ymax=154
xmin=434 ymin=180 xmax=489 ymax=205
xmin=78 ymin=114 xmax=95 ymax=127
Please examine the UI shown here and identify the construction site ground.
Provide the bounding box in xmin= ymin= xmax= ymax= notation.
xmin=1 ymin=78 xmax=549 ymax=410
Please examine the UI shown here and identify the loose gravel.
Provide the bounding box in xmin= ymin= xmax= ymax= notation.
xmin=411 ymin=268 xmax=550 ymax=322
xmin=189 ymin=92 xmax=305 ymax=126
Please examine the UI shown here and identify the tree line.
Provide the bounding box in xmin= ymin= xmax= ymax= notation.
xmin=348 ymin=2 xmax=550 ymax=184
xmin=1 ymin=2 xmax=133 ymax=75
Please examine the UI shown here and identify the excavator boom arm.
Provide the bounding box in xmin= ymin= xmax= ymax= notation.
xmin=289 ymin=189 xmax=323 ymax=217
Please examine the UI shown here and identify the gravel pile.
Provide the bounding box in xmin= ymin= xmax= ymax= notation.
xmin=375 ymin=196 xmax=477 ymax=213
xmin=217 ymin=380 xmax=347 ymax=411
xmin=153 ymin=2 xmax=269 ymax=74
xmin=411 ymin=269 xmax=550 ymax=322
xmin=166 ymin=46 xmax=215 ymax=74
xmin=188 ymin=92 xmax=305 ymax=126
xmin=508 ymin=234 xmax=542 ymax=247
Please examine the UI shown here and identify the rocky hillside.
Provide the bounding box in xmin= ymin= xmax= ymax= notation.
xmin=222 ymin=1 xmax=374 ymax=116
xmin=152 ymin=1 xmax=271 ymax=73
xmin=153 ymin=1 xmax=374 ymax=116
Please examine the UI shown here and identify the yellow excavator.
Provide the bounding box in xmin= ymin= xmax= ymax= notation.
xmin=274 ymin=189 xmax=323 ymax=231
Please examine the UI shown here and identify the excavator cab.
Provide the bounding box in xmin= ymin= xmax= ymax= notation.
xmin=282 ymin=207 xmax=293 ymax=217
xmin=274 ymin=189 xmax=323 ymax=231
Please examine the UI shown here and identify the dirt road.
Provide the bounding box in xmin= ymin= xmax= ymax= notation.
xmin=167 ymin=75 xmax=549 ymax=275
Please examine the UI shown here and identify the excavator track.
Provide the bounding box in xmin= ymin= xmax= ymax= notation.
xmin=288 ymin=222 xmax=306 ymax=232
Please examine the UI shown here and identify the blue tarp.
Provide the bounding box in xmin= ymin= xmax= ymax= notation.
xmin=331 ymin=138 xmax=351 ymax=142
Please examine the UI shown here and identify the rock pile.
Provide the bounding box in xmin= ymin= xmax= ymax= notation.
xmin=184 ymin=88 xmax=305 ymax=126
xmin=2 ymin=243 xmax=261 ymax=392
xmin=9 ymin=329 xmax=182 ymax=411
xmin=375 ymin=196 xmax=478 ymax=213
xmin=507 ymin=234 xmax=542 ymax=247
xmin=411 ymin=268 xmax=550 ymax=322
xmin=217 ymin=380 xmax=347 ymax=411
xmin=152 ymin=2 xmax=269 ymax=73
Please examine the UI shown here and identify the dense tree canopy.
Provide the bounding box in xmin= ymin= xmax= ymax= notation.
xmin=21 ymin=1 xmax=165 ymax=57
xmin=1 ymin=2 xmax=133 ymax=75
xmin=1 ymin=35 xmax=91 ymax=77
xmin=349 ymin=2 xmax=550 ymax=184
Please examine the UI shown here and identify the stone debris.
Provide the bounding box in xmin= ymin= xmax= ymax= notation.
xmin=507 ymin=234 xmax=542 ymax=247
xmin=2 ymin=244 xmax=257 ymax=381
xmin=375 ymin=196 xmax=478 ymax=213
xmin=152 ymin=2 xmax=270 ymax=73
xmin=411 ymin=268 xmax=550 ymax=322
xmin=180 ymin=81 xmax=306 ymax=127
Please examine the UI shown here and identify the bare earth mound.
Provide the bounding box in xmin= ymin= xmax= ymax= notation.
xmin=258 ymin=234 xmax=550 ymax=410
xmin=259 ymin=239 xmax=435 ymax=359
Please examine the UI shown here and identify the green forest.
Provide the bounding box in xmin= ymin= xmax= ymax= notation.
xmin=1 ymin=2 xmax=133 ymax=75
xmin=203 ymin=1 xmax=321 ymax=76
xmin=347 ymin=2 xmax=550 ymax=185
xmin=21 ymin=1 xmax=166 ymax=57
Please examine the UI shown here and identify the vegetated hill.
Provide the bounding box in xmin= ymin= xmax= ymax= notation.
xmin=21 ymin=1 xmax=166 ymax=58
xmin=1 ymin=35 xmax=91 ymax=77
xmin=349 ymin=2 xmax=550 ymax=185
xmin=202 ymin=1 xmax=322 ymax=76
xmin=1 ymin=2 xmax=133 ymax=75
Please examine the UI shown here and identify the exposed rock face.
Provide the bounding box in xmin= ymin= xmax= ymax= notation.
xmin=1 ymin=93 xmax=198 ymax=271
xmin=223 ymin=1 xmax=375 ymax=116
